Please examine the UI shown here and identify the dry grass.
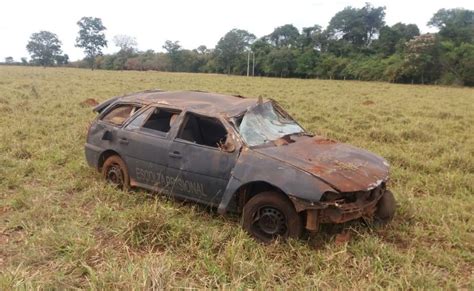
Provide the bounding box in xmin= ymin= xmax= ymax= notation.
xmin=0 ymin=66 xmax=473 ymax=289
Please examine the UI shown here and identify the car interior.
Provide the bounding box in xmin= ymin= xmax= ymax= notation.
xmin=142 ymin=108 xmax=180 ymax=133
xmin=102 ymin=104 xmax=142 ymax=126
xmin=177 ymin=113 xmax=228 ymax=148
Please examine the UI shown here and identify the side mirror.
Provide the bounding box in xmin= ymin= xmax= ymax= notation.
xmin=218 ymin=136 xmax=236 ymax=153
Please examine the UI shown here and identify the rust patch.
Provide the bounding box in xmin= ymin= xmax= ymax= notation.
xmin=255 ymin=135 xmax=389 ymax=192
xmin=362 ymin=100 xmax=375 ymax=105
xmin=310 ymin=164 xmax=328 ymax=174
xmin=274 ymin=139 xmax=289 ymax=146
xmin=81 ymin=98 xmax=99 ymax=107
xmin=318 ymin=186 xmax=384 ymax=224
xmin=333 ymin=160 xmax=365 ymax=171
xmin=313 ymin=136 xmax=336 ymax=144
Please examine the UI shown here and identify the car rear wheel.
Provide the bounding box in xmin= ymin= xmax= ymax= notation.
xmin=242 ymin=191 xmax=303 ymax=243
xmin=102 ymin=155 xmax=130 ymax=190
xmin=374 ymin=190 xmax=396 ymax=224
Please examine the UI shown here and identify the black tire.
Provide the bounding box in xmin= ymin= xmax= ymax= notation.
xmin=101 ymin=155 xmax=130 ymax=190
xmin=242 ymin=191 xmax=303 ymax=243
xmin=374 ymin=190 xmax=396 ymax=224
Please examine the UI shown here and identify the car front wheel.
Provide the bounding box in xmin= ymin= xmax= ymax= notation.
xmin=374 ymin=190 xmax=396 ymax=224
xmin=242 ymin=191 xmax=303 ymax=243
xmin=101 ymin=155 xmax=130 ymax=190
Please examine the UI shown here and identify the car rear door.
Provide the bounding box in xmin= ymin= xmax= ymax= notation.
xmin=166 ymin=112 xmax=240 ymax=205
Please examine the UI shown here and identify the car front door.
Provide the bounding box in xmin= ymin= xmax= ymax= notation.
xmin=166 ymin=112 xmax=240 ymax=205
xmin=118 ymin=106 xmax=182 ymax=192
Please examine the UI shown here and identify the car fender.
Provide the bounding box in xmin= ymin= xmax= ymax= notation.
xmin=217 ymin=149 xmax=336 ymax=214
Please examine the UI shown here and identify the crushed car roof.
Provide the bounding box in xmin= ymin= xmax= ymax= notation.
xmin=107 ymin=90 xmax=262 ymax=116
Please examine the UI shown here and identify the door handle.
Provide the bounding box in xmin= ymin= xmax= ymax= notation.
xmin=119 ymin=137 xmax=129 ymax=145
xmin=169 ymin=151 xmax=182 ymax=159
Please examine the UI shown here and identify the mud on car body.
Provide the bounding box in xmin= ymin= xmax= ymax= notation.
xmin=85 ymin=90 xmax=396 ymax=243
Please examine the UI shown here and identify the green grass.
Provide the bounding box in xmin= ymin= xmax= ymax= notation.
xmin=0 ymin=66 xmax=473 ymax=289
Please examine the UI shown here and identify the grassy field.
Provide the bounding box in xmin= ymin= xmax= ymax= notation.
xmin=0 ymin=66 xmax=473 ymax=289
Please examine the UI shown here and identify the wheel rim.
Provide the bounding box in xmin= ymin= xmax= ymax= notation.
xmin=106 ymin=163 xmax=123 ymax=188
xmin=252 ymin=206 xmax=288 ymax=239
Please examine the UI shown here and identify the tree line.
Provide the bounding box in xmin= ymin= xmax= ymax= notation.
xmin=5 ymin=4 xmax=474 ymax=86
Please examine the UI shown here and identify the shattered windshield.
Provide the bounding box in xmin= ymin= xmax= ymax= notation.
xmin=238 ymin=101 xmax=305 ymax=147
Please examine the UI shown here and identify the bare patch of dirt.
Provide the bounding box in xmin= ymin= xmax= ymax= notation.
xmin=80 ymin=98 xmax=99 ymax=107
xmin=377 ymin=229 xmax=411 ymax=249
xmin=0 ymin=205 xmax=11 ymax=216
xmin=13 ymin=148 xmax=31 ymax=159
xmin=334 ymin=231 xmax=352 ymax=245
xmin=0 ymin=225 xmax=25 ymax=266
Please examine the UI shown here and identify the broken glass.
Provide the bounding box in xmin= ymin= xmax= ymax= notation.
xmin=239 ymin=102 xmax=304 ymax=146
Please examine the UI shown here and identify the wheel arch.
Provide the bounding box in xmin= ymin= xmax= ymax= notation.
xmin=98 ymin=149 xmax=123 ymax=171
xmin=232 ymin=180 xmax=296 ymax=213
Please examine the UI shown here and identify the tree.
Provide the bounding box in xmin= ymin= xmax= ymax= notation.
xmin=264 ymin=48 xmax=296 ymax=77
xmin=21 ymin=57 xmax=28 ymax=65
xmin=26 ymin=31 xmax=63 ymax=67
xmin=315 ymin=54 xmax=349 ymax=79
xmin=327 ymin=3 xmax=385 ymax=49
xmin=392 ymin=23 xmax=420 ymax=41
xmin=113 ymin=34 xmax=137 ymax=52
xmin=268 ymin=24 xmax=300 ymax=48
xmin=250 ymin=39 xmax=272 ymax=75
xmin=55 ymin=54 xmax=69 ymax=65
xmin=428 ymin=8 xmax=474 ymax=44
xmin=214 ymin=29 xmax=256 ymax=74
xmin=295 ymin=49 xmax=320 ymax=77
xmin=439 ymin=42 xmax=474 ymax=85
xmin=75 ymin=17 xmax=107 ymax=69
xmin=4 ymin=57 xmax=14 ymax=64
xmin=162 ymin=40 xmax=182 ymax=71
xmin=300 ymin=25 xmax=324 ymax=50
xmin=403 ymin=34 xmax=441 ymax=84
xmin=195 ymin=45 xmax=209 ymax=55
xmin=375 ymin=23 xmax=420 ymax=56
xmin=112 ymin=35 xmax=138 ymax=70
xmin=193 ymin=46 xmax=212 ymax=72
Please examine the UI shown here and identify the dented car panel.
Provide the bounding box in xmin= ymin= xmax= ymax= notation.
xmin=217 ymin=149 xmax=337 ymax=214
xmin=253 ymin=135 xmax=390 ymax=193
xmin=85 ymin=90 xmax=393 ymax=233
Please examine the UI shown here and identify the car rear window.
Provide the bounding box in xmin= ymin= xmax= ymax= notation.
xmin=101 ymin=104 xmax=141 ymax=126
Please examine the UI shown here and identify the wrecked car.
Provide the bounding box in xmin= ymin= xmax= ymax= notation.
xmin=85 ymin=90 xmax=396 ymax=242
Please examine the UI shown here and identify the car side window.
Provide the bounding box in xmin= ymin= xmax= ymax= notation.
xmin=139 ymin=107 xmax=181 ymax=136
xmin=101 ymin=104 xmax=141 ymax=126
xmin=177 ymin=113 xmax=227 ymax=148
xmin=125 ymin=107 xmax=154 ymax=131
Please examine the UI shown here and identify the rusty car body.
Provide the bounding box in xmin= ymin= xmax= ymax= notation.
xmin=85 ymin=90 xmax=396 ymax=242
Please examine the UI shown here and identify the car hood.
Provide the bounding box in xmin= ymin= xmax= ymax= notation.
xmin=252 ymin=135 xmax=389 ymax=192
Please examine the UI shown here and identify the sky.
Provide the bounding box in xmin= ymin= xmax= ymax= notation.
xmin=1 ymin=0 xmax=472 ymax=61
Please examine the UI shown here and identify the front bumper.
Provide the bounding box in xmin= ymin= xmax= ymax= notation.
xmin=290 ymin=185 xmax=386 ymax=230
xmin=318 ymin=187 xmax=383 ymax=224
